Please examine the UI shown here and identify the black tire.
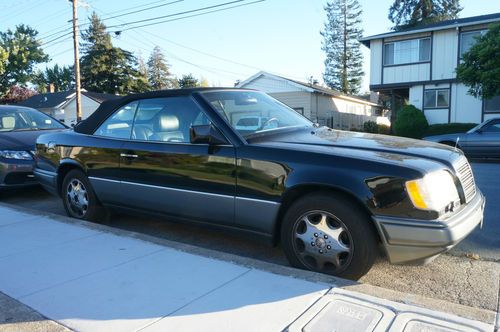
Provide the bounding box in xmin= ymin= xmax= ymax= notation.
xmin=61 ymin=169 xmax=108 ymax=222
xmin=281 ymin=192 xmax=378 ymax=280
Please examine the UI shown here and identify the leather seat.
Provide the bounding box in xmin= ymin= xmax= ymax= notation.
xmin=132 ymin=125 xmax=154 ymax=141
xmin=151 ymin=114 xmax=185 ymax=142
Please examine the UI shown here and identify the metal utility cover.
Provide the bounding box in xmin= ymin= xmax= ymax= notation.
xmin=303 ymin=299 xmax=384 ymax=332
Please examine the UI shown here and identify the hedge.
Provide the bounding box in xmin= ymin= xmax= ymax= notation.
xmin=424 ymin=123 xmax=478 ymax=136
xmin=393 ymin=105 xmax=429 ymax=138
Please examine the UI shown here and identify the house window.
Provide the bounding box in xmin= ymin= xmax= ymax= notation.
xmin=293 ymin=107 xmax=304 ymax=115
xmin=460 ymin=30 xmax=486 ymax=57
xmin=424 ymin=89 xmax=450 ymax=109
xmin=484 ymin=95 xmax=500 ymax=113
xmin=383 ymin=38 xmax=431 ymax=65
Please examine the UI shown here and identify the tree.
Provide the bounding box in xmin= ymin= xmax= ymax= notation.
xmin=321 ymin=0 xmax=364 ymax=95
xmin=0 ymin=25 xmax=49 ymax=96
xmin=0 ymin=85 xmax=37 ymax=104
xmin=178 ymin=74 xmax=199 ymax=88
xmin=456 ymin=23 xmax=500 ymax=100
xmin=389 ymin=0 xmax=462 ymax=30
xmin=135 ymin=54 xmax=150 ymax=93
xmin=80 ymin=12 xmax=145 ymax=94
xmin=199 ymin=76 xmax=210 ymax=87
xmin=32 ymin=64 xmax=74 ymax=93
xmin=147 ymin=46 xmax=176 ymax=90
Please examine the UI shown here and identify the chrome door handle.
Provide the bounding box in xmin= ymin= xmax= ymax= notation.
xmin=120 ymin=153 xmax=138 ymax=158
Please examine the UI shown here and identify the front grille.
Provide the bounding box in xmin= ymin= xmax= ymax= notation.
xmin=455 ymin=158 xmax=476 ymax=203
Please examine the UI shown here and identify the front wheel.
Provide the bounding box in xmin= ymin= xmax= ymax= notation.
xmin=62 ymin=169 xmax=108 ymax=222
xmin=281 ymin=193 xmax=378 ymax=280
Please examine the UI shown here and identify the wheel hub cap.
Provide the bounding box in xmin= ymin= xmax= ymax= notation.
xmin=66 ymin=179 xmax=88 ymax=217
xmin=293 ymin=211 xmax=353 ymax=272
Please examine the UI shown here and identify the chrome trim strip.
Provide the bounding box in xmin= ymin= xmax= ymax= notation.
xmin=235 ymin=196 xmax=281 ymax=206
xmin=89 ymin=177 xmax=120 ymax=184
xmin=88 ymin=176 xmax=280 ymax=205
xmin=33 ymin=169 xmax=57 ymax=178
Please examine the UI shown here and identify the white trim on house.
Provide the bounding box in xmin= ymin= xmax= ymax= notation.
xmin=361 ymin=13 xmax=500 ymax=124
xmin=360 ymin=14 xmax=500 ymax=46
xmin=237 ymin=71 xmax=315 ymax=93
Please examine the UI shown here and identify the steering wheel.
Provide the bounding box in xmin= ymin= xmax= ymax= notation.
xmin=260 ymin=117 xmax=279 ymax=130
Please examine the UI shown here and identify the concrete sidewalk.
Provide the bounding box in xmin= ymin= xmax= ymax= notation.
xmin=0 ymin=204 xmax=496 ymax=332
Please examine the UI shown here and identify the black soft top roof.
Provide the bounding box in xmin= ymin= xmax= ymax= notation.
xmin=74 ymin=87 xmax=247 ymax=135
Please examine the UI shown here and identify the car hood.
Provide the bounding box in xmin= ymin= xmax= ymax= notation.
xmin=250 ymin=127 xmax=463 ymax=169
xmin=0 ymin=129 xmax=66 ymax=151
xmin=423 ymin=133 xmax=465 ymax=143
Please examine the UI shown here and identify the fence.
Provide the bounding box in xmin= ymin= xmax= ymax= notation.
xmin=318 ymin=112 xmax=391 ymax=131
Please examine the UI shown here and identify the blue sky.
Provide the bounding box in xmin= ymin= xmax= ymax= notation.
xmin=0 ymin=0 xmax=498 ymax=92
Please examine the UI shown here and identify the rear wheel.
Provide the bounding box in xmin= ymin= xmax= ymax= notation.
xmin=281 ymin=193 xmax=378 ymax=280
xmin=62 ymin=169 xmax=108 ymax=222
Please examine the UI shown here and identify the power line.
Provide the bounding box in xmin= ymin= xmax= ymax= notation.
xmin=40 ymin=31 xmax=73 ymax=47
xmin=106 ymin=0 xmax=248 ymax=29
xmin=90 ymin=1 xmax=303 ymax=81
xmin=51 ymin=47 xmax=74 ymax=58
xmin=95 ymin=0 xmax=184 ymax=22
xmin=37 ymin=0 xmax=182 ymax=40
xmin=40 ymin=1 xmax=263 ymax=49
xmin=114 ymin=0 xmax=266 ymax=32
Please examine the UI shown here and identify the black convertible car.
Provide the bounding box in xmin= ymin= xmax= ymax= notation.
xmin=34 ymin=88 xmax=484 ymax=279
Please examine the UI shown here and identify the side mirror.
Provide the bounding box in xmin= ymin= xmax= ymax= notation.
xmin=190 ymin=124 xmax=228 ymax=145
xmin=475 ymin=128 xmax=483 ymax=134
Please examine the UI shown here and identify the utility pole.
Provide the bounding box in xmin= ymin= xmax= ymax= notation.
xmin=71 ymin=0 xmax=82 ymax=122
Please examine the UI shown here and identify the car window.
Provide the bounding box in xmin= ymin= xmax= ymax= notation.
xmin=130 ymin=97 xmax=210 ymax=143
xmin=482 ymin=120 xmax=500 ymax=133
xmin=0 ymin=108 xmax=65 ymax=132
xmin=200 ymin=91 xmax=312 ymax=138
xmin=94 ymin=101 xmax=139 ymax=139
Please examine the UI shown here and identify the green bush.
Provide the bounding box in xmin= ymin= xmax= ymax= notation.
xmin=425 ymin=123 xmax=478 ymax=136
xmin=393 ymin=105 xmax=429 ymax=138
xmin=363 ymin=121 xmax=378 ymax=133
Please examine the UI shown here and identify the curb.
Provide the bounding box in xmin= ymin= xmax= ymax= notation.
xmin=0 ymin=201 xmax=496 ymax=326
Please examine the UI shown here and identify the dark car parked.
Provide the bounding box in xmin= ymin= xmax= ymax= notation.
xmin=424 ymin=118 xmax=500 ymax=159
xmin=0 ymin=105 xmax=66 ymax=190
xmin=34 ymin=88 xmax=484 ymax=279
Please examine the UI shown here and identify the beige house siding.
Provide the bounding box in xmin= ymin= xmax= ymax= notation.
xmin=269 ymin=91 xmax=313 ymax=120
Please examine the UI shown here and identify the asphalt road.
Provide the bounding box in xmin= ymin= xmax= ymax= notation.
xmin=0 ymin=162 xmax=499 ymax=311
xmin=450 ymin=162 xmax=500 ymax=261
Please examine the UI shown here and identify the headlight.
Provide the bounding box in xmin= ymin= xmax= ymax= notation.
xmin=405 ymin=170 xmax=460 ymax=214
xmin=0 ymin=150 xmax=33 ymax=160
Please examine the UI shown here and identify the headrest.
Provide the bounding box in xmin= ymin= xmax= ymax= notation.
xmin=2 ymin=116 xmax=15 ymax=129
xmin=154 ymin=114 xmax=179 ymax=132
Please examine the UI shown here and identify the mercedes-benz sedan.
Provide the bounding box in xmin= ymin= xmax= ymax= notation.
xmin=34 ymin=88 xmax=484 ymax=279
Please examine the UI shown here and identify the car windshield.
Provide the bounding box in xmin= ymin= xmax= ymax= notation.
xmin=0 ymin=107 xmax=65 ymax=132
xmin=467 ymin=123 xmax=482 ymax=134
xmin=200 ymin=90 xmax=313 ymax=138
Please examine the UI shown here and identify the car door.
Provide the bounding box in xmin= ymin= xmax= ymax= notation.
xmin=118 ymin=96 xmax=236 ymax=225
xmin=85 ymin=101 xmax=140 ymax=205
xmin=464 ymin=119 xmax=500 ymax=158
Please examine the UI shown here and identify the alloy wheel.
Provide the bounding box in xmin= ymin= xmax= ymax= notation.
xmin=292 ymin=210 xmax=353 ymax=273
xmin=66 ymin=178 xmax=89 ymax=217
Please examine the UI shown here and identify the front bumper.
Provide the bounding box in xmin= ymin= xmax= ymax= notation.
xmin=373 ymin=190 xmax=485 ymax=264
xmin=0 ymin=159 xmax=37 ymax=189
xmin=33 ymin=168 xmax=58 ymax=195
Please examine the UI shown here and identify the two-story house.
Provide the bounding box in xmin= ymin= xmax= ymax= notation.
xmin=360 ymin=13 xmax=500 ymax=125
